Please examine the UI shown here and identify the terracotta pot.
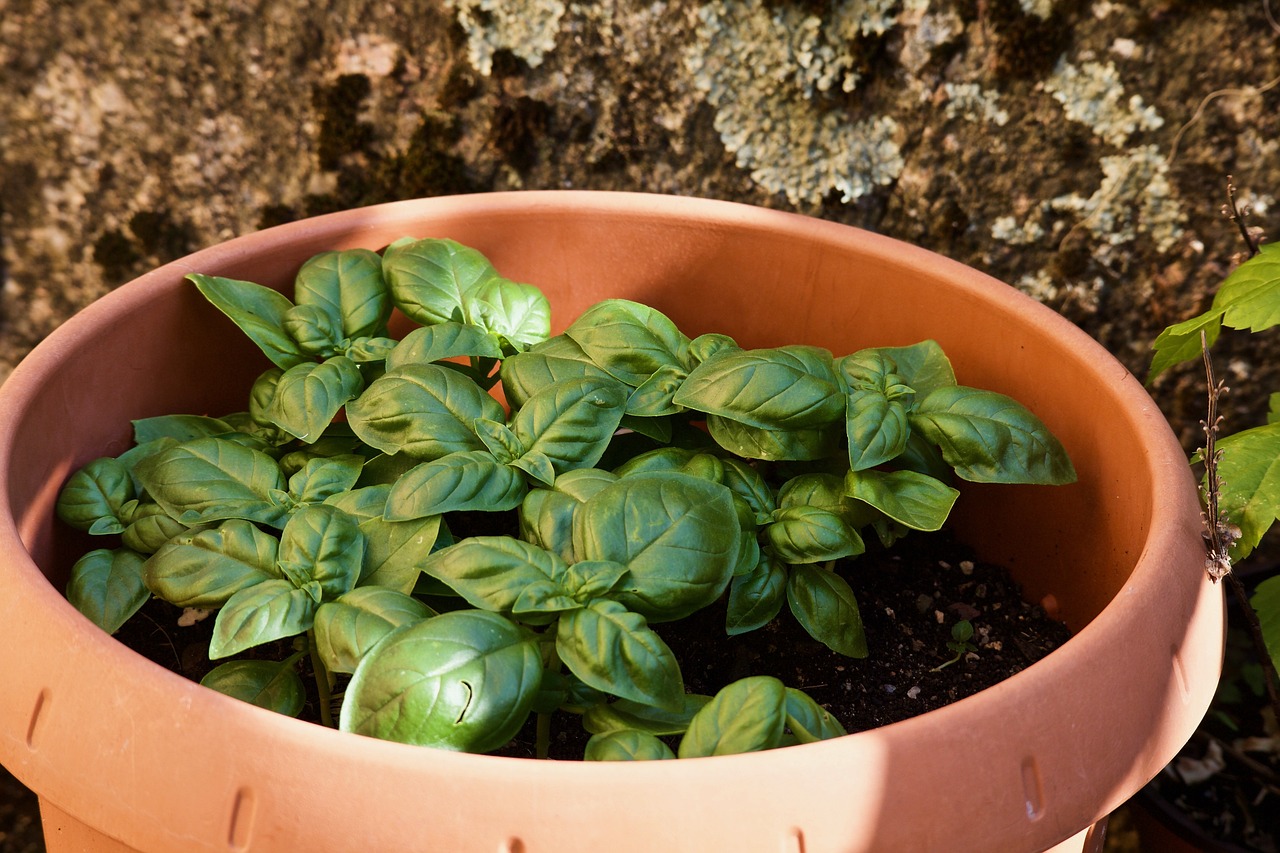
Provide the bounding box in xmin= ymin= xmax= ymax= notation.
xmin=0 ymin=192 xmax=1221 ymax=853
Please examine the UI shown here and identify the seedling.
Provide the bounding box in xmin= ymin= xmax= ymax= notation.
xmin=931 ymin=619 xmax=978 ymax=672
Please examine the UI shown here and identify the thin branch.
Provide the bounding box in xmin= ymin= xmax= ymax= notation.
xmin=1224 ymin=176 xmax=1263 ymax=259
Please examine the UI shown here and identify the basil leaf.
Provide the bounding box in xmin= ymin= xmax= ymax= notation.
xmin=209 ymin=579 xmax=319 ymax=659
xmin=564 ymin=300 xmax=690 ymax=386
xmin=556 ymin=600 xmax=685 ymax=711
xmin=278 ymin=505 xmax=364 ymax=601
xmin=385 ymin=322 xmax=502 ymax=371
xmin=871 ymin=340 xmax=956 ymax=396
xmin=518 ymin=470 xmax=617 ymax=562
xmin=466 ymin=277 xmax=552 ymax=352
xmin=420 ymin=536 xmax=569 ymax=614
xmin=383 ymin=237 xmax=500 ymax=327
xmin=726 ymin=553 xmax=788 ymax=636
xmin=563 ymin=559 xmax=630 ymax=604
xmin=838 ymin=351 xmax=915 ymax=472
xmin=188 ymin=273 xmax=308 ymax=369
xmin=845 ymin=468 xmax=959 ymax=532
xmin=265 ymin=356 xmax=365 ymax=442
xmin=57 ymin=457 xmax=135 ymax=535
xmin=765 ymin=505 xmax=864 ymax=564
xmin=344 ymin=336 xmax=398 ymax=363
xmin=674 ymin=346 xmax=843 ymax=429
xmin=66 ymin=547 xmax=149 ymax=635
xmin=582 ymin=694 xmax=711 ymax=736
xmin=200 ymin=659 xmax=306 ymax=717
xmin=573 ymin=472 xmax=740 ymax=621
xmin=121 ymin=502 xmax=194 ymax=554
xmin=510 ymin=451 xmax=556 ymax=488
xmin=511 ymin=377 xmax=629 ymax=476
xmin=340 ymin=610 xmax=542 ymax=754
xmin=719 ymin=457 xmax=777 ymax=521
xmin=678 ymin=676 xmax=788 ymax=758
xmin=384 ymin=451 xmax=527 ymax=519
xmin=325 ymin=486 xmax=442 ymax=592
xmin=313 ymin=586 xmax=435 ymax=674
xmin=144 ymin=519 xmax=281 ymax=607
xmin=473 ymin=417 xmax=524 ymax=464
xmin=499 ymin=345 xmax=616 ymax=410
xmin=786 ymin=564 xmax=867 ymax=658
xmin=248 ymin=368 xmax=284 ymax=428
xmin=626 ymin=363 xmax=689 ymax=417
xmin=910 ymin=386 xmax=1076 ymax=484
xmin=346 ymin=364 xmax=505 ymax=459
xmin=283 ymin=304 xmax=343 ymax=356
xmin=287 ymin=455 xmax=365 ymax=505
xmin=685 ymin=332 xmax=740 ymax=368
xmin=137 ymin=437 xmax=287 ymax=527
xmin=294 ymin=248 xmax=391 ymax=340
xmin=584 ymin=731 xmax=676 ymax=761
xmin=706 ymin=414 xmax=841 ymax=462
xmin=1213 ymin=422 xmax=1280 ymax=559
xmin=132 ymin=415 xmax=237 ymax=445
xmin=784 ymin=686 xmax=846 ymax=744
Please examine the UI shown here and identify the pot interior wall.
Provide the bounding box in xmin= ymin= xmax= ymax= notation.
xmin=7 ymin=197 xmax=1151 ymax=634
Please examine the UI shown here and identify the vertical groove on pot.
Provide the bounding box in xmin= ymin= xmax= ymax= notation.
xmin=24 ymin=688 xmax=47 ymax=749
xmin=1171 ymin=644 xmax=1190 ymax=702
xmin=497 ymin=838 xmax=526 ymax=853
xmin=1022 ymin=756 xmax=1046 ymax=821
xmin=227 ymin=786 xmax=256 ymax=851
xmin=779 ymin=827 xmax=805 ymax=853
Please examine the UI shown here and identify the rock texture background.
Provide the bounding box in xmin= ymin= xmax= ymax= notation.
xmin=1 ymin=0 xmax=1278 ymax=849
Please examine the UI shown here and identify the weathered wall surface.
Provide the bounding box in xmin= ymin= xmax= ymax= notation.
xmin=2 ymin=0 xmax=1279 ymax=439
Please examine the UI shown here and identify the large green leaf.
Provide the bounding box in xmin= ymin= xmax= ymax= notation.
xmin=511 ymin=377 xmax=629 ymax=475
xmin=419 ymin=536 xmax=570 ymax=614
xmin=1215 ymin=422 xmax=1280 ymax=559
xmin=674 ymin=346 xmax=843 ymax=429
xmin=144 ymin=519 xmax=280 ymax=607
xmin=573 ymin=472 xmax=740 ymax=621
xmin=339 ymin=610 xmax=542 ymax=753
xmin=677 ymin=676 xmax=787 ymax=758
xmin=121 ymin=502 xmax=193 ymax=554
xmin=466 ymin=277 xmax=552 ymax=352
xmin=386 ymin=322 xmax=502 ymax=371
xmin=209 ymin=579 xmax=318 ymax=659
xmin=844 ymin=468 xmax=959 ymax=532
xmin=706 ymin=414 xmax=841 ymax=462
xmin=784 ymin=687 xmax=847 ymax=744
xmin=294 ymin=248 xmax=391 ymax=340
xmin=200 ymin=660 xmax=306 ymax=717
xmin=786 ymin=564 xmax=867 ymax=658
xmin=265 ymin=357 xmax=365 ymax=442
xmin=499 ymin=340 xmax=616 ymax=410
xmin=57 ymin=457 xmax=135 ymax=535
xmin=382 ymin=238 xmax=500 ymax=327
xmin=136 ymin=437 xmax=287 ymax=527
xmin=66 ymin=548 xmax=149 ymax=635
xmin=277 ymin=505 xmax=364 ymax=602
xmin=346 ymin=364 xmax=505 ymax=459
xmin=313 ymin=587 xmax=435 ymax=674
xmin=726 ymin=553 xmax=788 ymax=636
xmin=131 ymin=415 xmax=237 ymax=446
xmin=563 ymin=300 xmax=689 ymax=387
xmin=283 ymin=304 xmax=344 ymax=356
xmin=287 ymin=455 xmax=365 ymax=505
xmin=838 ymin=351 xmax=916 ymax=472
xmin=188 ymin=273 xmax=308 ymax=369
xmin=556 ymin=600 xmax=685 ymax=711
xmin=385 ymin=451 xmax=527 ymax=519
xmin=765 ymin=505 xmax=864 ymax=565
xmin=584 ymin=731 xmax=676 ymax=761
xmin=910 ymin=386 xmax=1076 ymax=484
xmin=325 ymin=486 xmax=442 ymax=592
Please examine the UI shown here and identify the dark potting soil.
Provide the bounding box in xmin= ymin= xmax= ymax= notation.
xmin=114 ymin=528 xmax=1070 ymax=761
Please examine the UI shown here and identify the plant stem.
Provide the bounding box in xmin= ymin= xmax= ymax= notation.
xmin=536 ymin=637 xmax=561 ymax=760
xmin=307 ymin=629 xmax=336 ymax=728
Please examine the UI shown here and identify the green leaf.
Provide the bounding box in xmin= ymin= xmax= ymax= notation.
xmin=786 ymin=564 xmax=867 ymax=658
xmin=706 ymin=414 xmax=841 ymax=462
xmin=845 ymin=468 xmax=959 ymax=532
xmin=719 ymin=457 xmax=777 ymax=521
xmin=510 ymin=451 xmax=556 ymax=488
xmin=765 ymin=505 xmax=864 ymax=564
xmin=870 ymin=340 xmax=956 ymax=395
xmin=838 ymin=350 xmax=916 ymax=471
xmin=283 ymin=304 xmax=344 ymax=356
xmin=136 ymin=437 xmax=287 ymax=527
xmin=278 ymin=505 xmax=364 ymax=601
xmin=419 ymin=536 xmax=569 ymax=614
xmin=188 ymin=273 xmax=308 ymax=369
xmin=626 ymin=363 xmax=689 ymax=417
xmin=564 ymin=299 xmax=690 ymax=387
xmin=265 ymin=356 xmax=365 ymax=442
xmin=57 ymin=457 xmax=135 ymax=535
xmin=132 ymin=415 xmax=237 ymax=445
xmin=499 ymin=344 xmax=617 ymax=410
xmin=584 ymin=730 xmax=676 ymax=761
xmin=346 ymin=364 xmax=505 ymax=459
xmin=562 ymin=559 xmax=630 ymax=603
xmin=313 ymin=587 xmax=435 ymax=674
xmin=582 ymin=694 xmax=711 ymax=737
xmin=340 ymin=610 xmax=542 ymax=753
xmin=201 ymin=659 xmax=306 ymax=717
xmin=1215 ymin=242 xmax=1280 ymax=331
xmin=121 ymin=502 xmax=193 ymax=554
xmin=384 ymin=451 xmax=527 ymax=519
xmin=674 ymin=346 xmax=843 ymax=429
xmin=144 ymin=519 xmax=281 ymax=607
xmin=685 ymin=332 xmax=740 ymax=368
xmin=325 ymin=486 xmax=442 ymax=592
xmin=383 ymin=237 xmax=500 ymax=327
xmin=210 ymin=579 xmax=318 ymax=659
xmin=518 ymin=470 xmax=618 ymax=562
xmin=678 ymin=676 xmax=788 ymax=758
xmin=784 ymin=687 xmax=846 ymax=744
xmin=573 ymin=472 xmax=740 ymax=621
xmin=472 ymin=417 xmax=524 ymax=464
xmin=66 ymin=548 xmax=149 ymax=635
xmin=777 ymin=473 xmax=849 ymax=515
xmin=287 ymin=455 xmax=365 ymax=505
xmin=1251 ymin=575 xmax=1280 ymax=679
xmin=726 ymin=553 xmax=788 ymax=636
xmin=557 ymin=599 xmax=685 ymax=711
xmin=511 ymin=377 xmax=629 ymax=475
xmin=294 ymin=248 xmax=391 ymax=340
xmin=1148 ymin=309 xmax=1223 ymax=384
xmin=1215 ymin=423 xmax=1280 ymax=559
xmin=385 ymin=322 xmax=502 ymax=371
xmin=466 ymin=277 xmax=552 ymax=352
xmin=344 ymin=336 xmax=398 ymax=363
xmin=910 ymin=386 xmax=1076 ymax=484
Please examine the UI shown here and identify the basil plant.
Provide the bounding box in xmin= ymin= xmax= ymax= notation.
xmin=56 ymin=236 xmax=1075 ymax=760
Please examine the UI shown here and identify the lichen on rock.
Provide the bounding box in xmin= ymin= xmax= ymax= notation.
xmin=448 ymin=0 xmax=568 ymax=77
xmin=1048 ymin=145 xmax=1185 ymax=254
xmin=1044 ymin=57 xmax=1164 ymax=147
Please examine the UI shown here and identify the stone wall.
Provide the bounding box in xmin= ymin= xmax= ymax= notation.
xmin=3 ymin=0 xmax=1279 ymax=440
